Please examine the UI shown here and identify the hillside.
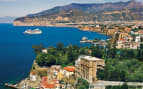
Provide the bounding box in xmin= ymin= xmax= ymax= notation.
xmin=14 ymin=0 xmax=143 ymax=26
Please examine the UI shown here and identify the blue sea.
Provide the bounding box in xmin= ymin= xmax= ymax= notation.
xmin=0 ymin=23 xmax=109 ymax=89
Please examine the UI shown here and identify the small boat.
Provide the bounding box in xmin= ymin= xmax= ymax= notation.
xmin=81 ymin=37 xmax=88 ymax=41
xmin=24 ymin=28 xmax=42 ymax=34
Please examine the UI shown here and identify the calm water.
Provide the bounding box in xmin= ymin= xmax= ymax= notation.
xmin=0 ymin=23 xmax=109 ymax=89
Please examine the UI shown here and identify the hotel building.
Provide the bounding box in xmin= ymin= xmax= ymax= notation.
xmin=75 ymin=55 xmax=105 ymax=83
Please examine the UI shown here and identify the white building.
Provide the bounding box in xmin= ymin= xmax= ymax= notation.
xmin=63 ymin=66 xmax=75 ymax=78
xmin=30 ymin=72 xmax=37 ymax=81
xmin=42 ymin=49 xmax=48 ymax=53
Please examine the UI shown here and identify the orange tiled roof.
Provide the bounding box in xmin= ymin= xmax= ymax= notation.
xmin=41 ymin=77 xmax=60 ymax=88
xmin=42 ymin=76 xmax=48 ymax=82
xmin=42 ymin=81 xmax=55 ymax=88
xmin=120 ymin=39 xmax=126 ymax=41
xmin=30 ymin=72 xmax=36 ymax=75
xmin=64 ymin=66 xmax=75 ymax=72
xmin=138 ymin=30 xmax=143 ymax=34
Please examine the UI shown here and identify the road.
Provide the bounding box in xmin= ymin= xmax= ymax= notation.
xmin=91 ymin=80 xmax=143 ymax=87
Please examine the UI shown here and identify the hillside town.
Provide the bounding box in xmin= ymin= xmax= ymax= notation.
xmin=7 ymin=55 xmax=143 ymax=89
xmin=6 ymin=55 xmax=105 ymax=89
xmin=79 ymin=24 xmax=143 ymax=49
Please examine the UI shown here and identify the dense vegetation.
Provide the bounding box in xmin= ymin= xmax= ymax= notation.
xmin=106 ymin=83 xmax=130 ymax=89
xmin=33 ymin=43 xmax=143 ymax=82
xmin=106 ymin=83 xmax=143 ymax=89
xmin=33 ymin=43 xmax=90 ymax=67
xmin=97 ymin=44 xmax=143 ymax=82
xmin=97 ymin=58 xmax=143 ymax=82
xmin=76 ymin=78 xmax=89 ymax=89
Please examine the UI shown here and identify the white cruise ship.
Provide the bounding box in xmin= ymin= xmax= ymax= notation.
xmin=24 ymin=29 xmax=42 ymax=34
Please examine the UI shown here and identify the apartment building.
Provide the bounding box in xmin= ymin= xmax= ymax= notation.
xmin=75 ymin=55 xmax=105 ymax=83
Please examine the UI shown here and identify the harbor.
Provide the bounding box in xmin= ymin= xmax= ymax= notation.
xmin=80 ymin=37 xmax=108 ymax=47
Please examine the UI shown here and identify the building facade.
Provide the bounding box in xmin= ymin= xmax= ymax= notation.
xmin=75 ymin=55 xmax=105 ymax=83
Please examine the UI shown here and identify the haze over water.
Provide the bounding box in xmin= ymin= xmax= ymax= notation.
xmin=0 ymin=23 xmax=109 ymax=89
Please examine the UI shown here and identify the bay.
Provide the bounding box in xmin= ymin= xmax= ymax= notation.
xmin=0 ymin=23 xmax=109 ymax=89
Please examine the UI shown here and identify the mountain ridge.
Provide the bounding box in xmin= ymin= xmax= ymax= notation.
xmin=14 ymin=0 xmax=143 ymax=26
xmin=26 ymin=0 xmax=142 ymax=16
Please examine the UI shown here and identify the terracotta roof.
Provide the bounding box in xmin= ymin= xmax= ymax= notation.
xmin=42 ymin=76 xmax=48 ymax=82
xmin=30 ymin=72 xmax=36 ymax=75
xmin=64 ymin=66 xmax=75 ymax=72
xmin=41 ymin=77 xmax=60 ymax=88
xmin=42 ymin=81 xmax=55 ymax=88
xmin=138 ymin=30 xmax=143 ymax=34
xmin=120 ymin=39 xmax=126 ymax=41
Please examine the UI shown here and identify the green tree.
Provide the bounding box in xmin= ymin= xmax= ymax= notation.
xmin=91 ymin=46 xmax=103 ymax=58
xmin=76 ymin=78 xmax=89 ymax=89
xmin=121 ymin=83 xmax=128 ymax=89
xmin=138 ymin=44 xmax=143 ymax=61
xmin=36 ymin=53 xmax=56 ymax=67
xmin=107 ymin=47 xmax=117 ymax=59
xmin=57 ymin=42 xmax=64 ymax=51
xmin=32 ymin=43 xmax=44 ymax=54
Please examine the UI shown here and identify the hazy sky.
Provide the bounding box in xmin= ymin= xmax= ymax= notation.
xmin=0 ymin=0 xmax=133 ymax=17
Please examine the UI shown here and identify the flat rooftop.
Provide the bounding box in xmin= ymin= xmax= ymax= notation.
xmin=79 ymin=55 xmax=103 ymax=61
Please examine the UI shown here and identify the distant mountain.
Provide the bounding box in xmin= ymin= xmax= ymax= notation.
xmin=0 ymin=16 xmax=17 ymax=23
xmin=14 ymin=0 xmax=143 ymax=26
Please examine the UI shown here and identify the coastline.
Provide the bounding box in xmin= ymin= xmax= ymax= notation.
xmin=5 ymin=61 xmax=39 ymax=89
xmin=13 ymin=23 xmax=112 ymax=37
xmin=4 ymin=24 xmax=111 ymax=89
